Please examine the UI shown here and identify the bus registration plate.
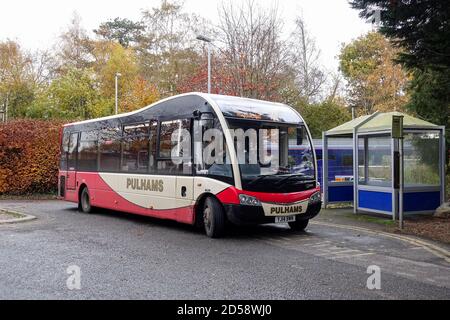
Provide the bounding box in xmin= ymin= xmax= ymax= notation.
xmin=275 ymin=216 xmax=296 ymax=223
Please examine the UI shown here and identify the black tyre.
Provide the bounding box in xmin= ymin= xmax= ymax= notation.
xmin=288 ymin=219 xmax=309 ymax=232
xmin=203 ymin=197 xmax=226 ymax=238
xmin=79 ymin=187 xmax=93 ymax=214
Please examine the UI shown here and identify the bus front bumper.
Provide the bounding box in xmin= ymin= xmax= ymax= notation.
xmin=224 ymin=202 xmax=322 ymax=226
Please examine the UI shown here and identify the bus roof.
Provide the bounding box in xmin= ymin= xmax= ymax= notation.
xmin=210 ymin=94 xmax=302 ymax=123
xmin=64 ymin=92 xmax=303 ymax=127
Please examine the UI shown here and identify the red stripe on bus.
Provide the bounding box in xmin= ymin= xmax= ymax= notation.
xmin=60 ymin=171 xmax=195 ymax=225
xmin=217 ymin=186 xmax=320 ymax=204
xmin=216 ymin=187 xmax=240 ymax=204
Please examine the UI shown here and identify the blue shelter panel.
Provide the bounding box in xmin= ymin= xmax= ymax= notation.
xmin=403 ymin=191 xmax=441 ymax=212
xmin=358 ymin=190 xmax=392 ymax=212
xmin=329 ymin=185 xmax=353 ymax=202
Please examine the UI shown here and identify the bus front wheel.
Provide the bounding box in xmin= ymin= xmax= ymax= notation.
xmin=203 ymin=197 xmax=226 ymax=238
xmin=288 ymin=219 xmax=309 ymax=232
xmin=79 ymin=187 xmax=93 ymax=214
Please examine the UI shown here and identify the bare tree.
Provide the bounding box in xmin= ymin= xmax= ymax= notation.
xmin=31 ymin=50 xmax=57 ymax=85
xmin=55 ymin=13 xmax=94 ymax=73
xmin=216 ymin=0 xmax=289 ymax=100
xmin=289 ymin=17 xmax=327 ymax=104
xmin=139 ymin=0 xmax=207 ymax=95
xmin=141 ymin=0 xmax=203 ymax=54
xmin=326 ymin=72 xmax=344 ymax=103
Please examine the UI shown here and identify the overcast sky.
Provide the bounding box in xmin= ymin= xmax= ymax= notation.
xmin=0 ymin=0 xmax=372 ymax=72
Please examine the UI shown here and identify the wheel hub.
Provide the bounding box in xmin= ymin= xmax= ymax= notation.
xmin=203 ymin=206 xmax=212 ymax=230
xmin=82 ymin=192 xmax=89 ymax=211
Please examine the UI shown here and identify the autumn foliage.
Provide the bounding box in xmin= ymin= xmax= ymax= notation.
xmin=0 ymin=120 xmax=63 ymax=195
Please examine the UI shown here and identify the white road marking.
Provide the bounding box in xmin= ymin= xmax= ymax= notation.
xmin=315 ymin=250 xmax=361 ymax=257
xmin=333 ymin=252 xmax=375 ymax=259
xmin=309 ymin=243 xmax=333 ymax=248
xmin=256 ymin=223 xmax=450 ymax=288
xmin=396 ymin=272 xmax=416 ymax=277
xmin=326 ymin=249 xmax=361 ymax=255
xmin=311 ymin=221 xmax=450 ymax=264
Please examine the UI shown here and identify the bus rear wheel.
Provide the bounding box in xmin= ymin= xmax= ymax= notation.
xmin=79 ymin=187 xmax=93 ymax=214
xmin=203 ymin=197 xmax=226 ymax=238
xmin=288 ymin=219 xmax=309 ymax=232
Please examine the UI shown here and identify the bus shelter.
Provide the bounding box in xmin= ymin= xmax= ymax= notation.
xmin=322 ymin=112 xmax=446 ymax=218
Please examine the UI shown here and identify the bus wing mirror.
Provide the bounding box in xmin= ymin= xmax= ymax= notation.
xmin=193 ymin=110 xmax=214 ymax=120
xmin=193 ymin=110 xmax=202 ymax=120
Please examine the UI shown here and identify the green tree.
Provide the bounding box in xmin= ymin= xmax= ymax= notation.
xmin=94 ymin=17 xmax=145 ymax=48
xmin=25 ymin=86 xmax=53 ymax=119
xmin=349 ymin=0 xmax=450 ymax=71
xmin=46 ymin=68 xmax=99 ymax=119
xmin=339 ymin=32 xmax=410 ymax=115
xmin=350 ymin=0 xmax=449 ymax=170
xmin=407 ymin=69 xmax=450 ymax=161
xmin=92 ymin=41 xmax=139 ymax=98
xmin=408 ymin=70 xmax=449 ymax=128
xmin=296 ymin=100 xmax=352 ymax=138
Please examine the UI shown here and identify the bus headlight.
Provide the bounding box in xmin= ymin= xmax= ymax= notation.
xmin=309 ymin=192 xmax=321 ymax=204
xmin=239 ymin=194 xmax=261 ymax=206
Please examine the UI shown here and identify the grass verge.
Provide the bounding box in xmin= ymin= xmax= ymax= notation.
xmin=342 ymin=212 xmax=396 ymax=226
xmin=0 ymin=209 xmax=24 ymax=219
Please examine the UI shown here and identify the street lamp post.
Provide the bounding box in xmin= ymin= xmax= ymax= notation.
xmin=196 ymin=35 xmax=212 ymax=94
xmin=115 ymin=72 xmax=122 ymax=115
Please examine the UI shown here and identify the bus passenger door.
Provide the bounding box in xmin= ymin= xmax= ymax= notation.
xmin=176 ymin=175 xmax=194 ymax=207
xmin=175 ymin=164 xmax=194 ymax=224
xmin=175 ymin=119 xmax=195 ymax=220
xmin=66 ymin=132 xmax=79 ymax=190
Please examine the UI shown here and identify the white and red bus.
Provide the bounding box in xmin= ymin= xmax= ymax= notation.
xmin=58 ymin=93 xmax=321 ymax=238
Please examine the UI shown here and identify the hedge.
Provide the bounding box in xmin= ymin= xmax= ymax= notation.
xmin=0 ymin=120 xmax=64 ymax=195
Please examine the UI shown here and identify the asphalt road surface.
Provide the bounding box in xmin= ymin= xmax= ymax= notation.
xmin=0 ymin=200 xmax=449 ymax=300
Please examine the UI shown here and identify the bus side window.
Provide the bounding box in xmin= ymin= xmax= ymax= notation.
xmin=158 ymin=119 xmax=192 ymax=175
xmin=122 ymin=123 xmax=150 ymax=173
xmin=60 ymin=132 xmax=70 ymax=170
xmin=99 ymin=127 xmax=121 ymax=172
xmin=78 ymin=131 xmax=98 ymax=172
xmin=67 ymin=132 xmax=79 ymax=171
xmin=149 ymin=121 xmax=158 ymax=173
xmin=195 ymin=118 xmax=233 ymax=184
